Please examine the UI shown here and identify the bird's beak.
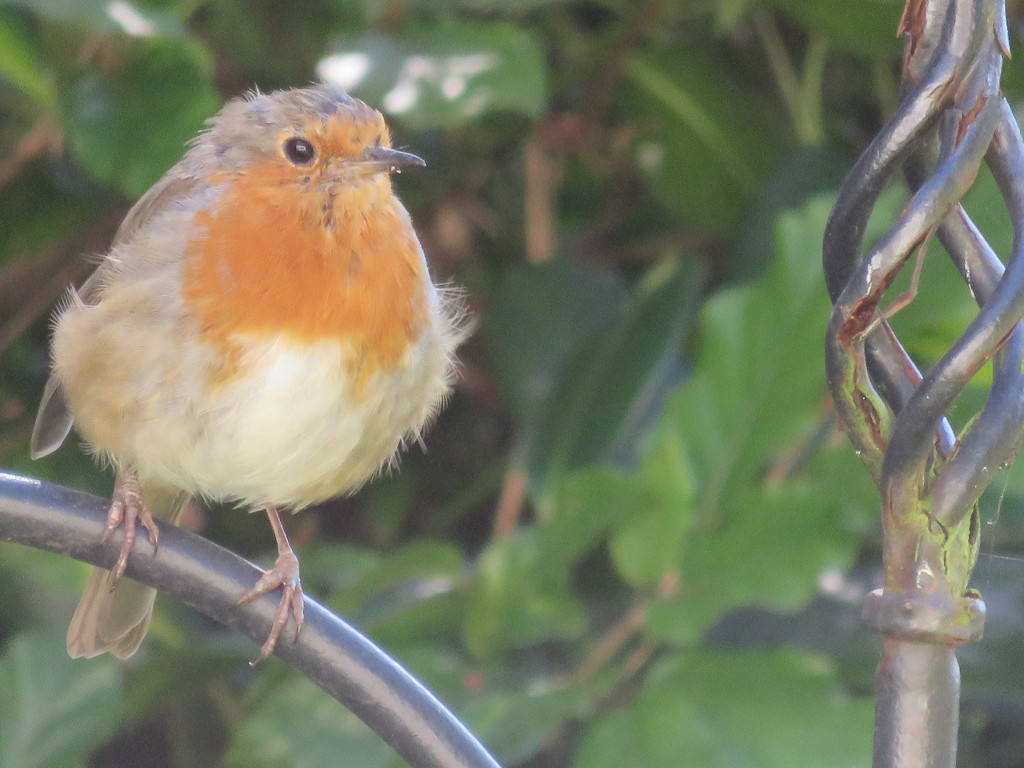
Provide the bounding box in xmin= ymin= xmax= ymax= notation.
xmin=360 ymin=146 xmax=426 ymax=174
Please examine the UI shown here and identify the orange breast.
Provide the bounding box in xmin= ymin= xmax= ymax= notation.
xmin=182 ymin=162 xmax=428 ymax=385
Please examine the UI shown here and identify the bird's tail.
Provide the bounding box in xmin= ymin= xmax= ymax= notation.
xmin=67 ymin=483 xmax=188 ymax=659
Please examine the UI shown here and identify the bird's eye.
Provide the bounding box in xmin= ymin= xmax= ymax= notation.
xmin=283 ymin=137 xmax=316 ymax=166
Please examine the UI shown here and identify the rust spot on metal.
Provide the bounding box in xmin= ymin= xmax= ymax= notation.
xmin=956 ymin=96 xmax=989 ymax=144
xmin=853 ymin=389 xmax=887 ymax=450
xmin=898 ymin=0 xmax=928 ymax=62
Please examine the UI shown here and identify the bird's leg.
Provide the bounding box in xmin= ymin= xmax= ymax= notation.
xmin=102 ymin=470 xmax=159 ymax=587
xmin=237 ymin=504 xmax=304 ymax=664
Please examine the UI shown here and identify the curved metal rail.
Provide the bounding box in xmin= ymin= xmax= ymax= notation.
xmin=0 ymin=471 xmax=503 ymax=768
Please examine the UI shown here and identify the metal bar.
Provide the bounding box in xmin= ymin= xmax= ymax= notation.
xmin=823 ymin=0 xmax=1021 ymax=766
xmin=925 ymin=105 xmax=1024 ymax=527
xmin=871 ymin=641 xmax=960 ymax=768
xmin=0 ymin=471 xmax=503 ymax=768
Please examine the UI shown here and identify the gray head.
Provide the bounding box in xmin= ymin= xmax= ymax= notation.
xmin=192 ymin=85 xmax=423 ymax=181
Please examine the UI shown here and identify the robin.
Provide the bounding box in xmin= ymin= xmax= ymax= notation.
xmin=30 ymin=84 xmax=465 ymax=662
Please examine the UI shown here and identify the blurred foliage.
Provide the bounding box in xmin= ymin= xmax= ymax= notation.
xmin=2 ymin=1 xmax=1024 ymax=767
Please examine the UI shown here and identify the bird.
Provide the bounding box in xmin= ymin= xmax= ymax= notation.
xmin=30 ymin=84 xmax=466 ymax=663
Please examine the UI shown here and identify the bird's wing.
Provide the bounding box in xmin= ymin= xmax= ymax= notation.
xmin=112 ymin=173 xmax=201 ymax=255
xmin=30 ymin=172 xmax=201 ymax=459
xmin=30 ymin=373 xmax=73 ymax=459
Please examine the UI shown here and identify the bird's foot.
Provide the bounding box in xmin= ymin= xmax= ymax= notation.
xmin=102 ymin=472 xmax=159 ymax=588
xmin=237 ymin=547 xmax=304 ymax=664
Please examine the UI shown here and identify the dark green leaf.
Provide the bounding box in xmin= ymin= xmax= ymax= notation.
xmin=623 ymin=49 xmax=783 ymax=236
xmin=537 ymin=418 xmax=697 ymax=589
xmin=730 ymin=145 xmax=853 ymax=283
xmin=769 ymin=0 xmax=902 ymax=56
xmin=60 ymin=38 xmax=218 ymax=198
xmin=526 ymin=257 xmax=704 ymax=491
xmin=0 ymin=158 xmax=105 ymax=261
xmin=376 ymin=640 xmax=601 ymax=767
xmin=445 ymin=0 xmax=575 ymax=10
xmin=715 ymin=0 xmax=756 ymax=31
xmin=485 ymin=259 xmax=623 ymax=428
xmin=317 ymin=541 xmax=465 ymax=640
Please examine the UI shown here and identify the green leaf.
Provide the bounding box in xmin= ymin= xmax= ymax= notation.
xmin=715 ymin=0 xmax=756 ymax=31
xmin=340 ymin=541 xmax=462 ymax=608
xmin=0 ymin=631 xmax=122 ymax=768
xmin=376 ymin=642 xmax=601 ymax=768
xmin=576 ymin=650 xmax=873 ymax=768
xmin=0 ymin=544 xmax=88 ymax=630
xmin=534 ymin=198 xmax=875 ymax=617
xmin=464 ymin=677 xmax=594 ymax=766
xmin=526 ymin=257 xmax=704 ymax=492
xmin=538 ymin=421 xmax=698 ymax=589
xmin=769 ymin=0 xmax=902 ymax=56
xmin=443 ymin=0 xmax=574 ymax=10
xmin=961 ymin=164 xmax=1014 ymax=271
xmin=0 ymin=10 xmax=53 ymax=102
xmin=731 ymin=145 xmax=853 ymax=283
xmin=317 ymin=21 xmax=547 ymax=128
xmin=225 ymin=677 xmax=399 ymax=768
xmin=485 ymin=259 xmax=623 ymax=430
xmin=607 ymin=416 xmax=697 ymax=586
xmin=533 ymin=197 xmax=873 ymax=640
xmin=643 ymin=197 xmax=873 ymax=640
xmin=60 ymin=38 xmax=218 ymax=198
xmin=0 ymin=158 xmax=105 ymax=261
xmin=317 ymin=541 xmax=465 ymax=641
xmin=680 ymin=195 xmax=853 ymax=505
xmin=358 ymin=642 xmax=583 ymax=768
xmin=623 ymin=49 xmax=783 ymax=235
xmin=9 ymin=0 xmax=184 ymax=37
xmin=535 ymin=468 xmax=646 ymax=567
xmin=464 ymin=531 xmax=586 ymax=658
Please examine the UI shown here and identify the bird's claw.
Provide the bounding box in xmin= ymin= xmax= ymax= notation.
xmin=237 ymin=549 xmax=304 ymax=664
xmin=102 ymin=473 xmax=159 ymax=589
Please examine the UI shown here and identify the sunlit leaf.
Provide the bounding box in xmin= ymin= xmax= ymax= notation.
xmin=318 ymin=21 xmax=546 ymax=128
xmin=8 ymin=0 xmax=184 ymax=36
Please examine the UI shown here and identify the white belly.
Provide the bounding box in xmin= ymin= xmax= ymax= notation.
xmin=131 ymin=331 xmax=452 ymax=509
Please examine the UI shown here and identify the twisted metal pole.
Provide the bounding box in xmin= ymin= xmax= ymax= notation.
xmin=823 ymin=0 xmax=1024 ymax=766
xmin=0 ymin=471 xmax=503 ymax=768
